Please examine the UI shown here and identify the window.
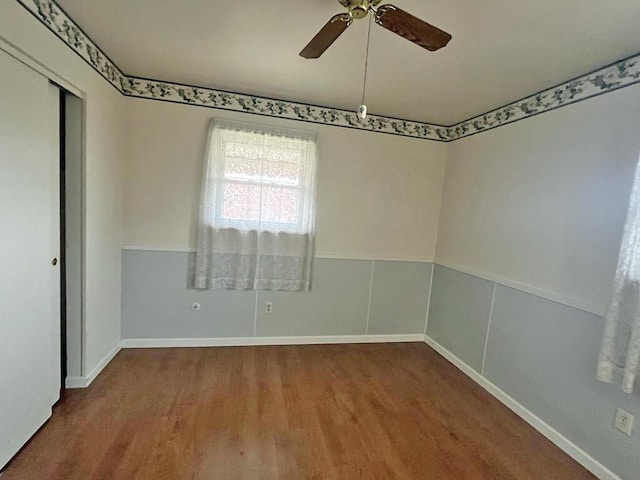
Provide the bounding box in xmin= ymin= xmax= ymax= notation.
xmin=195 ymin=119 xmax=317 ymax=291
xmin=208 ymin=120 xmax=317 ymax=234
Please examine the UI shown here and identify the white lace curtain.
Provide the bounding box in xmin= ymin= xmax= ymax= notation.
xmin=195 ymin=119 xmax=317 ymax=291
xmin=597 ymin=156 xmax=640 ymax=394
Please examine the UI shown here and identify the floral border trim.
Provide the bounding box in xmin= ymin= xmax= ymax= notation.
xmin=15 ymin=0 xmax=450 ymax=141
xmin=15 ymin=0 xmax=640 ymax=142
xmin=17 ymin=0 xmax=128 ymax=92
xmin=449 ymin=54 xmax=640 ymax=139
xmin=121 ymin=77 xmax=451 ymax=141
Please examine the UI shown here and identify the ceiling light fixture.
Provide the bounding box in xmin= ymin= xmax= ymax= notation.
xmin=357 ymin=14 xmax=373 ymax=121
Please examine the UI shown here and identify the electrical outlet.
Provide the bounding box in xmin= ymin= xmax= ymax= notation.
xmin=265 ymin=301 xmax=273 ymax=314
xmin=191 ymin=302 xmax=201 ymax=311
xmin=614 ymin=408 xmax=634 ymax=436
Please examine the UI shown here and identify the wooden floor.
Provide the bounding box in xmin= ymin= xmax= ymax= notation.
xmin=3 ymin=343 xmax=593 ymax=479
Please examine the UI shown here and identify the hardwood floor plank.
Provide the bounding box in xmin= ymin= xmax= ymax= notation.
xmin=2 ymin=343 xmax=594 ymax=479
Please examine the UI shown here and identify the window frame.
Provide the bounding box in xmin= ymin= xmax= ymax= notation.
xmin=207 ymin=120 xmax=317 ymax=235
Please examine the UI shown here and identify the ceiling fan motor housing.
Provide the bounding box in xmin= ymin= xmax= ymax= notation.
xmin=338 ymin=0 xmax=382 ymax=19
xmin=300 ymin=1 xmax=452 ymax=59
xmin=350 ymin=2 xmax=369 ymax=19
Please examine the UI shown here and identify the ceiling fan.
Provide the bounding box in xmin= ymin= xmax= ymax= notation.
xmin=300 ymin=0 xmax=452 ymax=59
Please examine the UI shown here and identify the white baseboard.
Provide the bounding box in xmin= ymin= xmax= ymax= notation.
xmin=64 ymin=375 xmax=89 ymax=389
xmin=423 ymin=335 xmax=620 ymax=480
xmin=120 ymin=334 xmax=425 ymax=349
xmin=65 ymin=335 xmax=423 ymax=388
xmin=65 ymin=343 xmax=121 ymax=389
xmin=60 ymin=334 xmax=619 ymax=479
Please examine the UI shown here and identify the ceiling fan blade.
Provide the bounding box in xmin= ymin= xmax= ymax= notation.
xmin=300 ymin=13 xmax=353 ymax=59
xmin=375 ymin=5 xmax=452 ymax=52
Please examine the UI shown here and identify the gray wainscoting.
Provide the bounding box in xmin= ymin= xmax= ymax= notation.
xmin=121 ymin=249 xmax=432 ymax=340
xmin=426 ymin=265 xmax=640 ymax=480
xmin=255 ymin=259 xmax=371 ymax=337
xmin=368 ymin=261 xmax=433 ymax=335
xmin=426 ymin=265 xmax=494 ymax=372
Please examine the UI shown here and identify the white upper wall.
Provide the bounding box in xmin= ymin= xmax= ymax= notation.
xmin=0 ymin=1 xmax=126 ymax=374
xmin=124 ymin=98 xmax=447 ymax=262
xmin=436 ymin=84 xmax=640 ymax=314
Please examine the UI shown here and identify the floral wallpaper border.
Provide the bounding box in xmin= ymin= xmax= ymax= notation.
xmin=16 ymin=0 xmax=640 ymax=142
xmin=15 ymin=0 xmax=451 ymax=141
xmin=121 ymin=76 xmax=451 ymax=141
xmin=17 ymin=0 xmax=128 ymax=92
xmin=449 ymin=54 xmax=640 ymax=139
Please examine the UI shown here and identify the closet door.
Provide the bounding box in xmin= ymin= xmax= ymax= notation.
xmin=0 ymin=49 xmax=61 ymax=468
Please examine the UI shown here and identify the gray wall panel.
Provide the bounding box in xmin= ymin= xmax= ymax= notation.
xmin=256 ymin=258 xmax=371 ymax=337
xmin=122 ymin=250 xmax=256 ymax=338
xmin=484 ymin=285 xmax=640 ymax=480
xmin=122 ymin=251 xmax=431 ymax=339
xmin=368 ymin=261 xmax=431 ymax=335
xmin=426 ymin=265 xmax=494 ymax=372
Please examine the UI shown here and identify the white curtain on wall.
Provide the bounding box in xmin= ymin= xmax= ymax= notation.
xmin=597 ymin=157 xmax=640 ymax=394
xmin=195 ymin=119 xmax=317 ymax=291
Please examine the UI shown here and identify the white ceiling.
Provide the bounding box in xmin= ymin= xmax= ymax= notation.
xmin=56 ymin=0 xmax=640 ymax=125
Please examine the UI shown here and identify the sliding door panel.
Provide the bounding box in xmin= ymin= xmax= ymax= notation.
xmin=0 ymin=49 xmax=61 ymax=468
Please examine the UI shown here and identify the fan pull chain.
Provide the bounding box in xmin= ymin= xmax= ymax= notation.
xmin=357 ymin=14 xmax=373 ymax=120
